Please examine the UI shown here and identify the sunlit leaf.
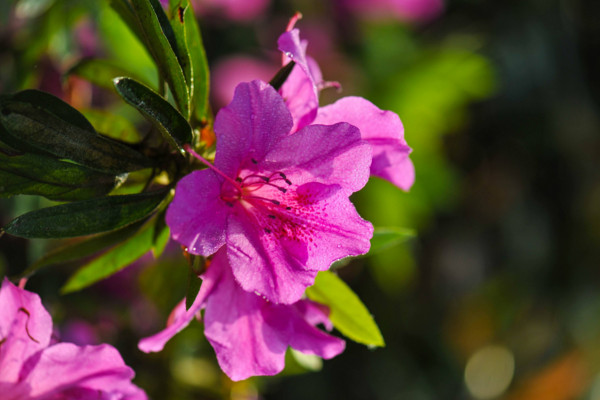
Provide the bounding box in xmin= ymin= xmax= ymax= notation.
xmin=3 ymin=190 xmax=166 ymax=239
xmin=67 ymin=58 xmax=154 ymax=91
xmin=306 ymin=271 xmax=385 ymax=347
xmin=369 ymin=227 xmax=415 ymax=254
xmin=61 ymin=216 xmax=164 ymax=293
xmin=22 ymin=220 xmax=146 ymax=277
xmin=130 ymin=0 xmax=190 ymax=118
xmin=114 ymin=77 xmax=192 ymax=151
xmin=81 ymin=109 xmax=142 ymax=144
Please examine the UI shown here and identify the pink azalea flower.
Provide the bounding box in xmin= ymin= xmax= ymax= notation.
xmin=278 ymin=26 xmax=415 ymax=191
xmin=0 ymin=278 xmax=146 ymax=399
xmin=166 ymin=79 xmax=373 ymax=304
xmin=139 ymin=249 xmax=345 ymax=381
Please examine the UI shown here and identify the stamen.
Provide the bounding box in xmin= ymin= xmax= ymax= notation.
xmin=251 ymin=158 xmax=258 ymax=164
xmin=184 ymin=144 xmax=242 ymax=192
xmin=268 ymin=215 xmax=276 ymax=219
xmin=265 ymin=228 xmax=272 ymax=234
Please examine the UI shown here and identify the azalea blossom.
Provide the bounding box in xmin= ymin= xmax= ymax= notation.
xmin=166 ymin=79 xmax=373 ymax=304
xmin=340 ymin=0 xmax=444 ymax=23
xmin=0 ymin=278 xmax=146 ymax=399
xmin=139 ymin=249 xmax=345 ymax=381
xmin=278 ymin=26 xmax=415 ymax=191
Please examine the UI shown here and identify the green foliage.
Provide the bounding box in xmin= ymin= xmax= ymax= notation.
xmin=0 ymin=145 xmax=121 ymax=201
xmin=68 ymin=58 xmax=154 ymax=92
xmin=114 ymin=77 xmax=193 ymax=151
xmin=61 ymin=215 xmax=167 ymax=293
xmin=129 ymin=0 xmax=190 ymax=118
xmin=3 ymin=191 xmax=166 ymax=238
xmin=306 ymin=271 xmax=385 ymax=347
xmin=0 ymin=90 xmax=152 ymax=174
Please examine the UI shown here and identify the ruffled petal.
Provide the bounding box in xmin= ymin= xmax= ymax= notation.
xmin=314 ymin=96 xmax=415 ymax=190
xmin=213 ymin=80 xmax=293 ymax=177
xmin=227 ymin=182 xmax=372 ymax=304
xmin=263 ymin=122 xmax=372 ymax=194
xmin=166 ymin=169 xmax=229 ymax=257
xmin=17 ymin=343 xmax=146 ymax=399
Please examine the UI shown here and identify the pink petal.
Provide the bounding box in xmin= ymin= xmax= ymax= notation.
xmin=203 ymin=253 xmax=344 ymax=381
xmin=166 ymin=169 xmax=229 ymax=256
xmin=263 ymin=122 xmax=372 ymax=194
xmin=213 ymin=80 xmax=293 ymax=177
xmin=0 ymin=278 xmax=52 ymax=383
xmin=314 ymin=96 xmax=415 ymax=190
xmin=278 ymin=29 xmax=320 ymax=132
xmin=17 ymin=343 xmax=146 ymax=399
xmin=227 ymin=181 xmax=372 ymax=304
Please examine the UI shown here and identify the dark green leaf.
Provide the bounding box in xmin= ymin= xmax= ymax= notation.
xmin=3 ymin=190 xmax=166 ymax=238
xmin=114 ymin=77 xmax=192 ymax=151
xmin=0 ymin=93 xmax=153 ymax=173
xmin=369 ymin=227 xmax=416 ymax=255
xmin=22 ymin=220 xmax=146 ymax=277
xmin=151 ymin=208 xmax=170 ymax=258
xmin=269 ymin=61 xmax=296 ymax=91
xmin=130 ymin=0 xmax=190 ymax=118
xmin=0 ymin=146 xmax=122 ymax=201
xmin=67 ymin=58 xmax=154 ymax=92
xmin=81 ymin=109 xmax=142 ymax=144
xmin=61 ymin=216 xmax=161 ymax=293
xmin=306 ymin=271 xmax=385 ymax=347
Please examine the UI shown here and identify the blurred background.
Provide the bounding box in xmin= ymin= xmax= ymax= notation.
xmin=1 ymin=0 xmax=600 ymax=399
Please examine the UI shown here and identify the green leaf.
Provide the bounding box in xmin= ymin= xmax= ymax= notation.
xmin=81 ymin=109 xmax=142 ymax=144
xmin=3 ymin=190 xmax=166 ymax=239
xmin=185 ymin=264 xmax=202 ymax=310
xmin=108 ymin=0 xmax=148 ymax=48
xmin=67 ymin=58 xmax=154 ymax=92
xmin=61 ymin=216 xmax=161 ymax=293
xmin=22 ymin=220 xmax=146 ymax=277
xmin=167 ymin=2 xmax=193 ymax=98
xmin=369 ymin=227 xmax=416 ymax=255
xmin=114 ymin=77 xmax=192 ymax=151
xmin=305 ymin=271 xmax=385 ymax=347
xmin=0 ymin=146 xmax=123 ymax=201
xmin=130 ymin=0 xmax=190 ymax=118
xmin=0 ymin=92 xmax=153 ymax=174
xmin=178 ymin=0 xmax=209 ymax=120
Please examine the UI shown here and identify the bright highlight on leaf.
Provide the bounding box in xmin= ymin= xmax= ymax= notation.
xmin=306 ymin=270 xmax=385 ymax=347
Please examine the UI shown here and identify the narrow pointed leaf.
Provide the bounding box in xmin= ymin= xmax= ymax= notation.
xmin=67 ymin=58 xmax=154 ymax=91
xmin=61 ymin=216 xmax=163 ymax=293
xmin=22 ymin=220 xmax=146 ymax=277
xmin=0 ymin=93 xmax=152 ymax=174
xmin=114 ymin=77 xmax=192 ymax=150
xmin=369 ymin=227 xmax=416 ymax=255
xmin=185 ymin=264 xmax=202 ymax=310
xmin=108 ymin=0 xmax=147 ymax=48
xmin=183 ymin=0 xmax=210 ymax=121
xmin=130 ymin=0 xmax=190 ymax=118
xmin=81 ymin=109 xmax=142 ymax=144
xmin=269 ymin=61 xmax=296 ymax=91
xmin=167 ymin=2 xmax=193 ymax=97
xmin=3 ymin=190 xmax=167 ymax=239
xmin=0 ymin=147 xmax=122 ymax=201
xmin=306 ymin=271 xmax=385 ymax=347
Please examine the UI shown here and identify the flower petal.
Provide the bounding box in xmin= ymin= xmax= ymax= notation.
xmin=278 ymin=29 xmax=320 ymax=131
xmin=227 ymin=182 xmax=373 ymax=304
xmin=17 ymin=343 xmax=146 ymax=399
xmin=213 ymin=80 xmax=293 ymax=177
xmin=203 ymin=253 xmax=344 ymax=381
xmin=263 ymin=122 xmax=372 ymax=194
xmin=166 ymin=169 xmax=229 ymax=257
xmin=314 ymin=96 xmax=415 ymax=190
xmin=0 ymin=278 xmax=53 ymax=384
